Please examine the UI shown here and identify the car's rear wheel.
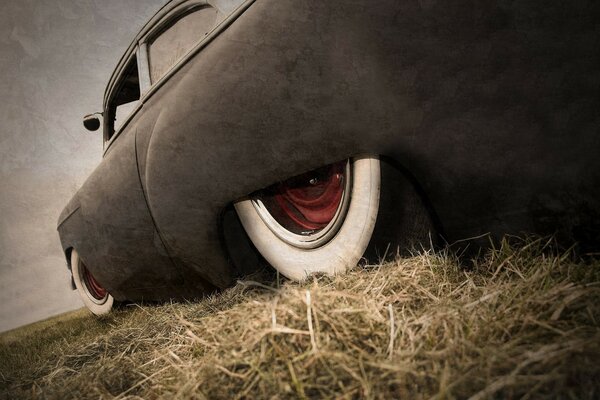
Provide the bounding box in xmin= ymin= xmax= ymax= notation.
xmin=234 ymin=157 xmax=380 ymax=280
xmin=71 ymin=249 xmax=114 ymax=315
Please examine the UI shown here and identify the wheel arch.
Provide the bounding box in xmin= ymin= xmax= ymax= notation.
xmin=378 ymin=154 xmax=445 ymax=245
xmin=228 ymin=153 xmax=445 ymax=277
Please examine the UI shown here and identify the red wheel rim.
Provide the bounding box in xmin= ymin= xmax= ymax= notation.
xmin=260 ymin=161 xmax=346 ymax=234
xmin=81 ymin=262 xmax=107 ymax=300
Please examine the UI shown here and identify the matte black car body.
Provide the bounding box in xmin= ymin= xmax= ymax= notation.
xmin=58 ymin=0 xmax=600 ymax=302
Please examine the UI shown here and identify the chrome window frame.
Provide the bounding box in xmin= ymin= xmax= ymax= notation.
xmin=102 ymin=48 xmax=143 ymax=152
xmin=102 ymin=0 xmax=255 ymax=156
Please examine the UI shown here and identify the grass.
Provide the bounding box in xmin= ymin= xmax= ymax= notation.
xmin=1 ymin=237 xmax=599 ymax=399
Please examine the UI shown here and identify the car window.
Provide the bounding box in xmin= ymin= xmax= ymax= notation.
xmin=106 ymin=56 xmax=140 ymax=142
xmin=148 ymin=6 xmax=219 ymax=84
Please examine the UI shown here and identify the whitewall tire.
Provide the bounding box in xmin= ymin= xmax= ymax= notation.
xmin=234 ymin=157 xmax=380 ymax=280
xmin=71 ymin=249 xmax=114 ymax=315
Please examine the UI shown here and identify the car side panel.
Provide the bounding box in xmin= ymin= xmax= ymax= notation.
xmin=58 ymin=0 xmax=598 ymax=298
xmin=57 ymin=123 xmax=216 ymax=301
xmin=140 ymin=0 xmax=599 ymax=287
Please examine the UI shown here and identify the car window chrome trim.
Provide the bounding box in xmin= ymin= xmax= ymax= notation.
xmin=103 ymin=0 xmax=255 ymax=156
xmin=103 ymin=0 xmax=190 ymax=107
xmin=139 ymin=0 xmax=255 ymax=103
xmin=137 ymin=43 xmax=152 ymax=96
xmin=141 ymin=1 xmax=218 ymax=86
xmin=103 ymin=0 xmax=253 ymax=107
xmin=103 ymin=47 xmax=143 ymax=154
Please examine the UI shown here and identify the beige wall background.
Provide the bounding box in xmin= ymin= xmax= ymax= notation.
xmin=0 ymin=0 xmax=168 ymax=332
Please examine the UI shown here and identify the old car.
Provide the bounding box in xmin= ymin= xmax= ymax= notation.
xmin=58 ymin=0 xmax=600 ymax=314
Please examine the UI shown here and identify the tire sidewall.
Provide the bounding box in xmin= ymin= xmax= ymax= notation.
xmin=234 ymin=157 xmax=380 ymax=280
xmin=71 ymin=249 xmax=114 ymax=315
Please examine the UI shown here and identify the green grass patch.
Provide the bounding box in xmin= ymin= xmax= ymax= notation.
xmin=1 ymin=238 xmax=599 ymax=399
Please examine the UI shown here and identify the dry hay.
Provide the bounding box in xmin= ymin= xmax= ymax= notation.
xmin=1 ymin=237 xmax=599 ymax=399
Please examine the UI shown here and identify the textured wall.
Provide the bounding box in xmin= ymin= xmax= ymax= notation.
xmin=0 ymin=0 xmax=167 ymax=332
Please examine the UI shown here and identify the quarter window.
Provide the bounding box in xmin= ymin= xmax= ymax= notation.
xmin=148 ymin=6 xmax=219 ymax=84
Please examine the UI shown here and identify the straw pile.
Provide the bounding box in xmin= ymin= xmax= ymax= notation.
xmin=1 ymin=237 xmax=599 ymax=399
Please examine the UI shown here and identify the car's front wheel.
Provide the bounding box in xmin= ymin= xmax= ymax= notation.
xmin=71 ymin=249 xmax=114 ymax=315
xmin=234 ymin=156 xmax=380 ymax=280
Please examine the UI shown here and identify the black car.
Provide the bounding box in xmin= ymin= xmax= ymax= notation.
xmin=58 ymin=0 xmax=600 ymax=314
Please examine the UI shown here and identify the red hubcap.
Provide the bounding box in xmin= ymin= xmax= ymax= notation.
xmin=260 ymin=161 xmax=346 ymax=234
xmin=82 ymin=263 xmax=107 ymax=300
